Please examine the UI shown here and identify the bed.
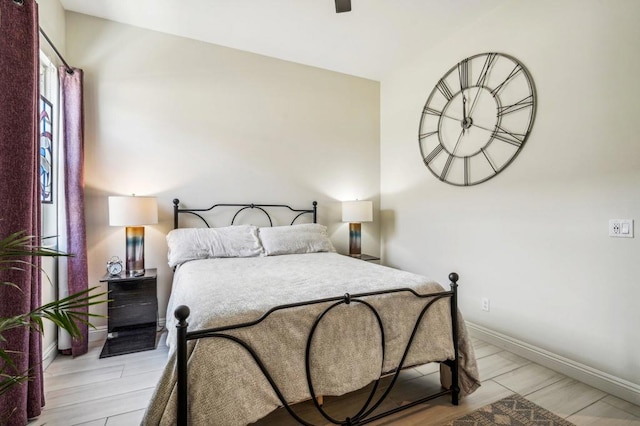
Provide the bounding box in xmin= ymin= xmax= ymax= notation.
xmin=142 ymin=200 xmax=480 ymax=426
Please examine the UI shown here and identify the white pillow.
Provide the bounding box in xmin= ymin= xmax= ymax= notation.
xmin=166 ymin=225 xmax=263 ymax=267
xmin=259 ymin=223 xmax=335 ymax=256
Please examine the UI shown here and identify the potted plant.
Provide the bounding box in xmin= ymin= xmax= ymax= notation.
xmin=0 ymin=230 xmax=106 ymax=420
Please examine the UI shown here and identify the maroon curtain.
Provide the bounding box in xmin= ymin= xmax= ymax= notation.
xmin=0 ymin=0 xmax=43 ymax=423
xmin=59 ymin=68 xmax=89 ymax=357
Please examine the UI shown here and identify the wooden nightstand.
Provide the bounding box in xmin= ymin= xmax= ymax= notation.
xmin=348 ymin=253 xmax=380 ymax=262
xmin=99 ymin=269 xmax=158 ymax=358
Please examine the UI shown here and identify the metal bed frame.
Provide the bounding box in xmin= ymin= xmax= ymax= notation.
xmin=171 ymin=199 xmax=460 ymax=426
xmin=172 ymin=198 xmax=317 ymax=229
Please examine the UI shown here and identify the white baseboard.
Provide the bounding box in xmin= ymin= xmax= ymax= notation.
xmin=466 ymin=322 xmax=640 ymax=406
xmin=89 ymin=325 xmax=108 ymax=342
xmin=42 ymin=341 xmax=58 ymax=370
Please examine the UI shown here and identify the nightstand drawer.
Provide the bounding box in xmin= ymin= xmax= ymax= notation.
xmin=108 ymin=279 xmax=157 ymax=330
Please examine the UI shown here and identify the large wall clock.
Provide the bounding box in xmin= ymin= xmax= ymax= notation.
xmin=418 ymin=52 xmax=536 ymax=186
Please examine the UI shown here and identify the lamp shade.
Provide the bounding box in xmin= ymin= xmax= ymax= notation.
xmin=342 ymin=200 xmax=373 ymax=223
xmin=108 ymin=196 xmax=158 ymax=226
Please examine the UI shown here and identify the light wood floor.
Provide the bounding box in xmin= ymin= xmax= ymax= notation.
xmin=29 ymin=332 xmax=640 ymax=425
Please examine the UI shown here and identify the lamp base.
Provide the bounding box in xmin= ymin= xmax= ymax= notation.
xmin=125 ymin=226 xmax=145 ymax=277
xmin=348 ymin=222 xmax=361 ymax=257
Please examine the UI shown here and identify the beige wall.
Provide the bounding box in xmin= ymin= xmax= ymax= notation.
xmin=380 ymin=0 xmax=639 ymax=389
xmin=64 ymin=12 xmax=381 ymax=325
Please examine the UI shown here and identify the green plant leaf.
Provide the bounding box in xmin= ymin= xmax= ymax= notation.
xmin=0 ymin=228 xmax=108 ymax=403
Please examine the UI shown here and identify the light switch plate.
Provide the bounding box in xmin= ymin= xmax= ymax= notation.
xmin=609 ymin=219 xmax=634 ymax=238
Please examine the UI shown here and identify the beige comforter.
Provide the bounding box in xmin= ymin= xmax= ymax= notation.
xmin=143 ymin=253 xmax=479 ymax=425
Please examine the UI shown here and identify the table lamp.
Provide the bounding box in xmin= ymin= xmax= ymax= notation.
xmin=108 ymin=195 xmax=158 ymax=276
xmin=342 ymin=200 xmax=373 ymax=258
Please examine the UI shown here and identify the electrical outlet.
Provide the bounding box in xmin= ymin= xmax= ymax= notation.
xmin=609 ymin=219 xmax=634 ymax=238
xmin=481 ymin=298 xmax=490 ymax=312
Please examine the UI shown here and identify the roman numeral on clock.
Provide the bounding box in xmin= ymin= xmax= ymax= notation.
xmin=497 ymin=95 xmax=534 ymax=116
xmin=491 ymin=63 xmax=523 ymax=96
xmin=476 ymin=53 xmax=497 ymax=88
xmin=458 ymin=58 xmax=470 ymax=90
xmin=492 ymin=124 xmax=525 ymax=147
xmin=440 ymin=154 xmax=454 ymax=181
xmin=464 ymin=156 xmax=470 ymax=186
xmin=481 ymin=148 xmax=497 ymax=173
xmin=422 ymin=105 xmax=442 ymax=117
xmin=423 ymin=143 xmax=444 ymax=164
xmin=436 ymin=78 xmax=454 ymax=101
xmin=419 ymin=130 xmax=438 ymax=140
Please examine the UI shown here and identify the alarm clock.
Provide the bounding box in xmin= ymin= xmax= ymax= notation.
xmin=106 ymin=256 xmax=124 ymax=276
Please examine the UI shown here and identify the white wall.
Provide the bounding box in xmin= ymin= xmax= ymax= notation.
xmin=65 ymin=12 xmax=381 ymax=325
xmin=380 ymin=0 xmax=639 ymax=388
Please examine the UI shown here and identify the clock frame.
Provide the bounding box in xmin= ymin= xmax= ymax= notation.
xmin=107 ymin=256 xmax=124 ymax=276
xmin=419 ymin=52 xmax=537 ymax=186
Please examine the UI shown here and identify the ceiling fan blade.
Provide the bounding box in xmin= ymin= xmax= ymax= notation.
xmin=335 ymin=0 xmax=352 ymax=13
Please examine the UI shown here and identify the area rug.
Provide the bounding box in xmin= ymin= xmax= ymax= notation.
xmin=443 ymin=394 xmax=575 ymax=426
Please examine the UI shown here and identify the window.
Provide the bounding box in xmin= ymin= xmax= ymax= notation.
xmin=39 ymin=51 xmax=58 ymax=239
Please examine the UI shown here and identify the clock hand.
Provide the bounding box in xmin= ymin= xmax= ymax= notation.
xmin=451 ymin=127 xmax=466 ymax=157
xmin=461 ymin=93 xmax=468 ymax=134
xmin=468 ymin=86 xmax=483 ymax=119
xmin=442 ymin=110 xmax=495 ymax=134
xmin=457 ymin=59 xmax=470 ymax=132
xmin=442 ymin=110 xmax=471 ymax=125
xmin=441 ymin=111 xmax=462 ymax=122
xmin=468 ymin=120 xmax=495 ymax=133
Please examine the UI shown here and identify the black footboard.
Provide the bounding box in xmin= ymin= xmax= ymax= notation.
xmin=174 ymin=273 xmax=461 ymax=426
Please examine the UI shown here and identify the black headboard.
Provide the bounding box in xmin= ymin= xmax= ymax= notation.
xmin=172 ymin=199 xmax=317 ymax=229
